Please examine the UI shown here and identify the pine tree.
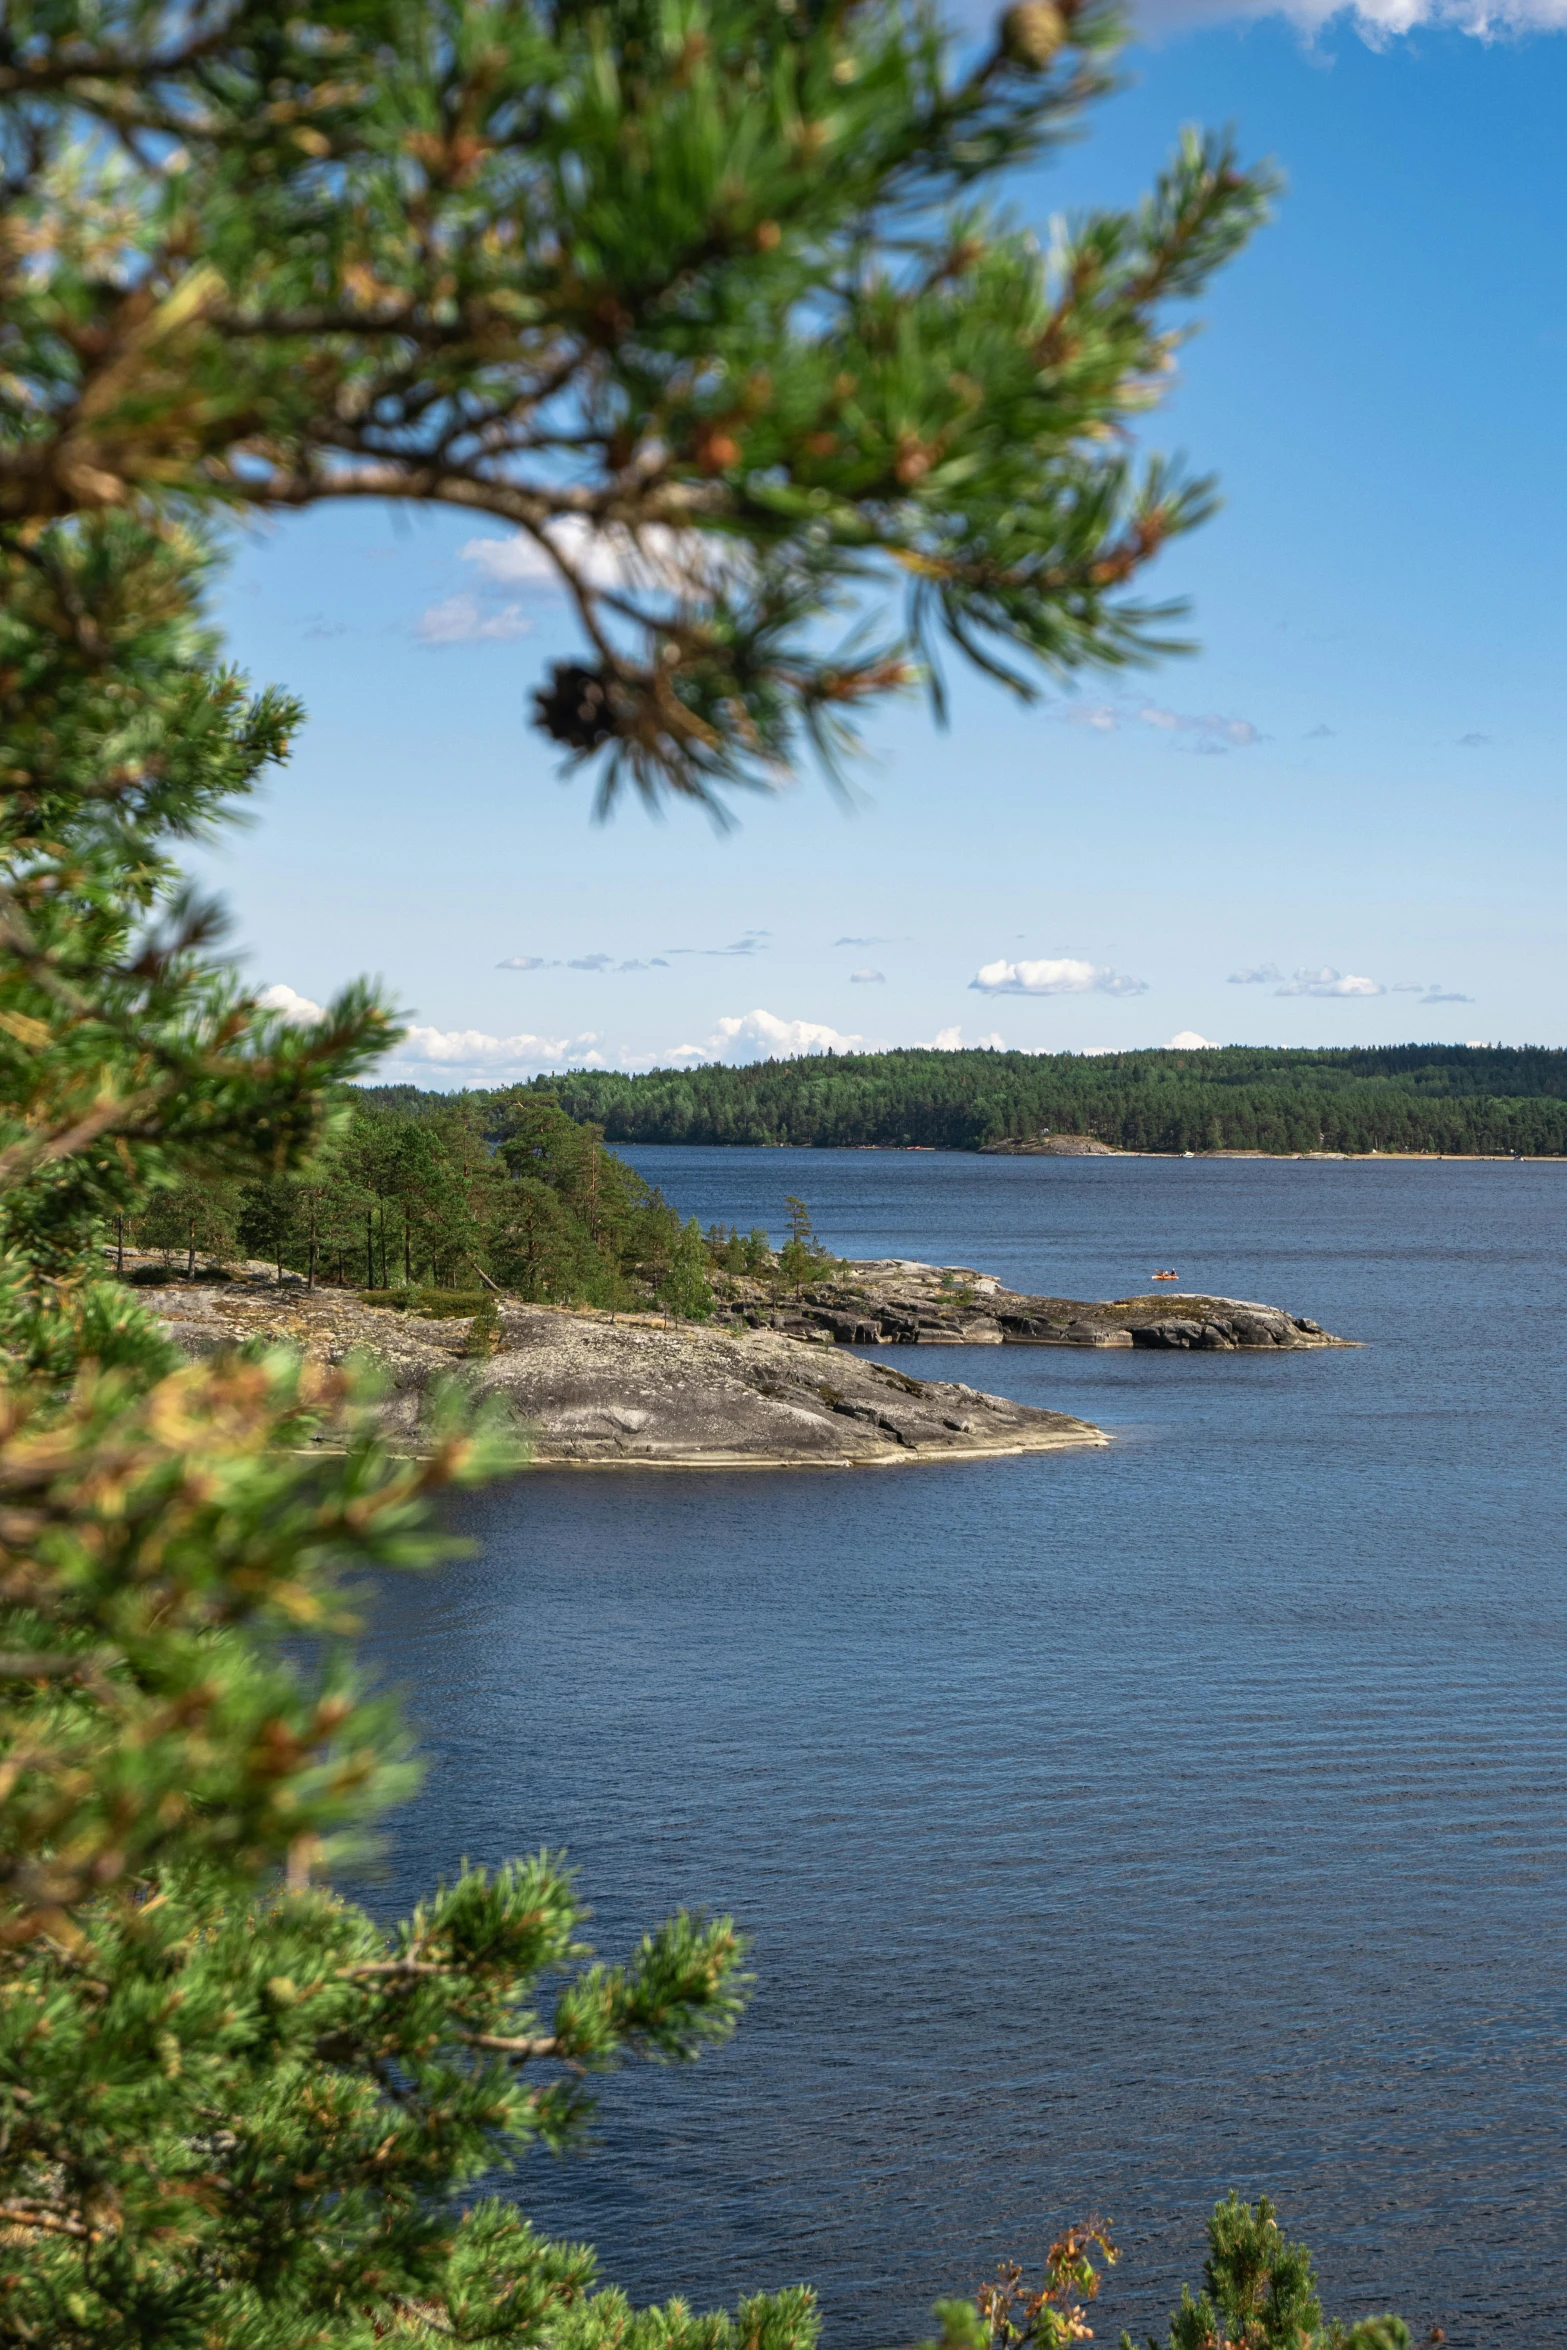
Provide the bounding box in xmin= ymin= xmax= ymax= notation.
xmin=1134 ymin=2195 xmax=1409 ymax=2350
xmin=5 ymin=0 xmax=1274 ymax=816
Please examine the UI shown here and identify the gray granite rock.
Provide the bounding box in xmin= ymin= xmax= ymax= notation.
xmin=138 ymin=1273 xmax=1106 ymax=1468
xmin=712 ymin=1261 xmax=1352 ymax=1352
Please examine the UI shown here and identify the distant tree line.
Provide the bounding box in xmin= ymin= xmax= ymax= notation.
xmin=389 ymin=1044 xmax=1567 ymax=1156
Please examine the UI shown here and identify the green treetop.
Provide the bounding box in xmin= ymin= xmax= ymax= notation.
xmin=5 ymin=0 xmax=1273 ymax=812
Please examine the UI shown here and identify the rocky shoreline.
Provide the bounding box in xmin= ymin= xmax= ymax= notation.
xmin=132 ymin=1253 xmax=1350 ymax=1469
xmin=140 ymin=1269 xmax=1106 ymax=1469
xmin=707 ymin=1259 xmax=1351 ymax=1353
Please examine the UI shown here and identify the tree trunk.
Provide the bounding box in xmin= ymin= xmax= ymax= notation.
xmin=366 ymin=1211 xmax=374 ymax=1287
xmin=187 ymin=1219 xmax=196 ymax=1280
xmin=308 ymin=1233 xmax=317 ymax=1290
xmin=404 ymin=1218 xmax=412 ymax=1286
xmin=115 ymin=1213 xmax=124 ymax=1277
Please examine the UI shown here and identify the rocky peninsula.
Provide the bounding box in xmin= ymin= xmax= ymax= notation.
xmin=705 ymin=1258 xmax=1349 ymax=1353
xmin=139 ymin=1269 xmax=1103 ymax=1468
xmin=133 ymin=1255 xmax=1348 ymax=1469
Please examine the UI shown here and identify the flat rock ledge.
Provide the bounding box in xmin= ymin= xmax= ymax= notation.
xmin=710 ymin=1261 xmax=1354 ymax=1353
xmin=143 ymin=1276 xmax=1106 ymax=1469
xmin=979 ymin=1133 xmax=1125 ymax=1156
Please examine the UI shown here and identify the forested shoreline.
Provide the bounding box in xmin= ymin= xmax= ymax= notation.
xmin=123 ymin=1092 xmax=720 ymax=1314
xmin=365 ymin=1044 xmax=1567 ymax=1157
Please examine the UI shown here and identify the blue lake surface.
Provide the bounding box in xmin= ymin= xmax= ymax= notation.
xmin=363 ymin=1150 xmax=1567 ymax=2348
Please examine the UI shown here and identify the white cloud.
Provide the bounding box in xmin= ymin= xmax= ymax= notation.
xmin=917 ymin=1025 xmax=1007 ymax=1050
xmin=850 ymin=968 xmax=886 ymax=984
xmin=498 ymin=955 xmax=548 ymax=971
xmin=1234 ymin=963 xmax=1473 ymax=1005
xmin=1169 ymin=1031 xmax=1218 ymax=1048
xmin=416 ymin=593 xmax=531 ymax=646
xmin=392 ymin=1025 xmax=602 ymax=1072
xmin=412 ymin=522 xmax=741 ymax=658
xmin=258 ymin=982 xmax=324 ymax=1024
xmin=1136 ymin=0 xmax=1567 ymax=38
xmin=1274 ymin=968 xmax=1385 ymax=998
xmin=666 ymin=1009 xmax=872 ymax=1065
xmin=971 ymin=957 xmax=1148 ymax=998
xmin=1063 ymin=699 xmax=1260 ymax=754
xmin=948 ymin=0 xmax=1567 ymax=61
xmin=459 ymin=519 xmax=736 ymax=599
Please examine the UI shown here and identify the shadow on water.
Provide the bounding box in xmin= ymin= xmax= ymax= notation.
xmin=357 ymin=1155 xmax=1567 ymax=2349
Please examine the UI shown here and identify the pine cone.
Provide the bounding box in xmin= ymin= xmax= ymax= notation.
xmin=532 ymin=662 xmax=620 ymax=751
xmin=999 ymin=0 xmax=1067 ymax=68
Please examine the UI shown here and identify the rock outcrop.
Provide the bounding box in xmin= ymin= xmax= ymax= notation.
xmin=979 ymin=1133 xmax=1124 ymax=1156
xmin=139 ymin=1270 xmax=1107 ymax=1468
xmin=129 ymin=1249 xmax=1348 ymax=1469
xmin=710 ymin=1260 xmax=1350 ymax=1351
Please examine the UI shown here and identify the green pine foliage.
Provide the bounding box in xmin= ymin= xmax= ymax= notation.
xmin=1131 ymin=2194 xmax=1410 ymax=2350
xmin=149 ymin=1090 xmax=718 ymax=1317
xmin=0 ymin=506 xmax=763 ymax=2347
xmin=505 ymin=1044 xmax=1567 ymax=1154
xmin=4 ymin=0 xmax=1273 ymax=817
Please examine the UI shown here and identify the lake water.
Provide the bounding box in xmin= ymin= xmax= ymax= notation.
xmin=363 ymin=1150 xmax=1567 ymax=2348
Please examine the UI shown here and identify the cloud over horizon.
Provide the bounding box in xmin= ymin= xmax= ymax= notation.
xmin=972 ymin=956 xmax=1148 ymax=998
xmin=667 ymin=1008 xmax=872 ymax=1064
xmin=260 ymin=984 xmax=604 ymax=1075
xmin=389 ymin=1024 xmax=604 ymax=1074
xmin=918 ymin=1025 xmax=1007 ymax=1050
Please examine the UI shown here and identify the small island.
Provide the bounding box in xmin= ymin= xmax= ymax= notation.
xmin=140 ymin=1257 xmax=1349 ymax=1470
xmin=704 ymin=1258 xmax=1350 ymax=1352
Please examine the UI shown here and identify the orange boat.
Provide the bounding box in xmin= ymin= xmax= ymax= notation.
xmin=1152 ymin=1269 xmax=1179 ymax=1281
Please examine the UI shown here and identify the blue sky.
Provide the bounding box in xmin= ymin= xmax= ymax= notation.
xmin=199 ymin=0 xmax=1567 ymax=1084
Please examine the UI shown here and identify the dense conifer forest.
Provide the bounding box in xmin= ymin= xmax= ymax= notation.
xmin=367 ymin=1044 xmax=1567 ymax=1157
